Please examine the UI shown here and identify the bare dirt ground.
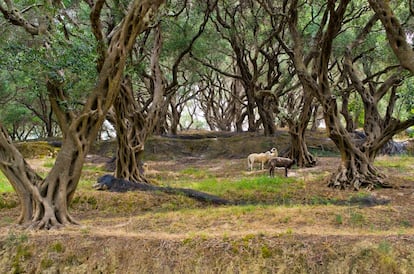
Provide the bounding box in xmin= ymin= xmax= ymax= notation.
xmin=1 ymin=134 xmax=414 ymax=273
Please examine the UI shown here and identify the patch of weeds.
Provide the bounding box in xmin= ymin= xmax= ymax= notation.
xmin=12 ymin=244 xmax=32 ymax=273
xmin=0 ymin=216 xmax=15 ymax=226
xmin=40 ymin=257 xmax=54 ymax=269
xmin=308 ymin=196 xmax=332 ymax=205
xmin=334 ymin=214 xmax=343 ymax=225
xmin=350 ymin=191 xmax=371 ymax=200
xmin=65 ymin=253 xmax=82 ymax=266
xmin=180 ymin=167 xmax=212 ymax=179
xmin=376 ymin=241 xmax=399 ymax=273
xmin=261 ymin=244 xmax=272 ymax=258
xmin=70 ymin=195 xmax=98 ymax=210
xmin=82 ymin=164 xmax=106 ymax=172
xmin=359 ymin=248 xmax=373 ymax=258
xmin=0 ymin=194 xmax=18 ymax=209
xmin=242 ymin=234 xmax=255 ymax=243
xmin=280 ymin=216 xmax=291 ymax=224
xmin=238 ymin=204 xmax=260 ymax=213
xmin=308 ymin=147 xmax=339 ymax=157
xmin=6 ymin=231 xmax=29 ymax=247
xmin=378 ymin=241 xmax=392 ymax=254
xmin=400 ymin=220 xmax=412 ymax=228
xmin=350 ymin=211 xmax=365 ymax=227
xmin=77 ymin=178 xmax=96 ymax=189
xmin=182 ymin=237 xmax=194 ymax=246
xmin=278 ymin=228 xmax=294 ymax=236
xmin=49 ymin=242 xmax=65 ymax=253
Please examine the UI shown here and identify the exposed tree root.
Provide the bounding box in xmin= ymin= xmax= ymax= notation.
xmin=327 ymin=165 xmax=391 ymax=191
xmin=94 ymin=175 xmax=231 ymax=205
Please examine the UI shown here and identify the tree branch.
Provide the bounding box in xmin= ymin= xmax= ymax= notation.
xmin=369 ymin=0 xmax=414 ymax=74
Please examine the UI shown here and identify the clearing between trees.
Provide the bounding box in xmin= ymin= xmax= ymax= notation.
xmin=1 ymin=131 xmax=414 ymax=273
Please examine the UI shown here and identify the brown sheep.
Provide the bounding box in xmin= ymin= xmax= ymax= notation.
xmin=268 ymin=157 xmax=295 ymax=177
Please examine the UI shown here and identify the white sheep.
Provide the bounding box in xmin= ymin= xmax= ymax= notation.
xmin=247 ymin=147 xmax=278 ymax=171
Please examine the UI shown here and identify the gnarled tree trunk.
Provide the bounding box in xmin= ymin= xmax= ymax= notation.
xmin=113 ymin=78 xmax=148 ymax=183
xmin=325 ymin=112 xmax=387 ymax=190
xmin=256 ymin=92 xmax=277 ymax=136
xmin=114 ymin=23 xmax=167 ymax=183
xmin=287 ymin=92 xmax=316 ymax=167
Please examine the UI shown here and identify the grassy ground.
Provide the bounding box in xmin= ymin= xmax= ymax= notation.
xmin=1 ymin=134 xmax=414 ymax=273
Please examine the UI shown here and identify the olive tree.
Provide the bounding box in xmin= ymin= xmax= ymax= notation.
xmin=281 ymin=0 xmax=414 ymax=189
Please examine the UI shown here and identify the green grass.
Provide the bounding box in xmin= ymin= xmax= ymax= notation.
xmin=375 ymin=155 xmax=413 ymax=170
xmin=0 ymin=171 xmax=14 ymax=193
xmin=179 ymin=167 xmax=213 ymax=179
xmin=43 ymin=158 xmax=55 ymax=168
xmin=170 ymin=175 xmax=297 ymax=193
xmin=164 ymin=175 xmax=301 ymax=204
xmin=308 ymin=147 xmax=339 ymax=157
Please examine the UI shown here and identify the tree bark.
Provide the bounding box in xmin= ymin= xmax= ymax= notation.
xmin=256 ymin=92 xmax=277 ymax=136
xmin=114 ymin=23 xmax=167 ymax=183
xmin=287 ymin=92 xmax=316 ymax=167
xmin=369 ymin=0 xmax=414 ymax=74
xmin=113 ymin=78 xmax=148 ymax=183
xmin=323 ymin=98 xmax=389 ymax=190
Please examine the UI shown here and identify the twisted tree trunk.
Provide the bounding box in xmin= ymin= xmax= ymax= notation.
xmin=326 ymin=113 xmax=388 ymax=190
xmin=287 ymin=91 xmax=316 ymax=167
xmin=113 ymin=24 xmax=167 ymax=183
xmin=113 ymin=78 xmax=148 ymax=183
